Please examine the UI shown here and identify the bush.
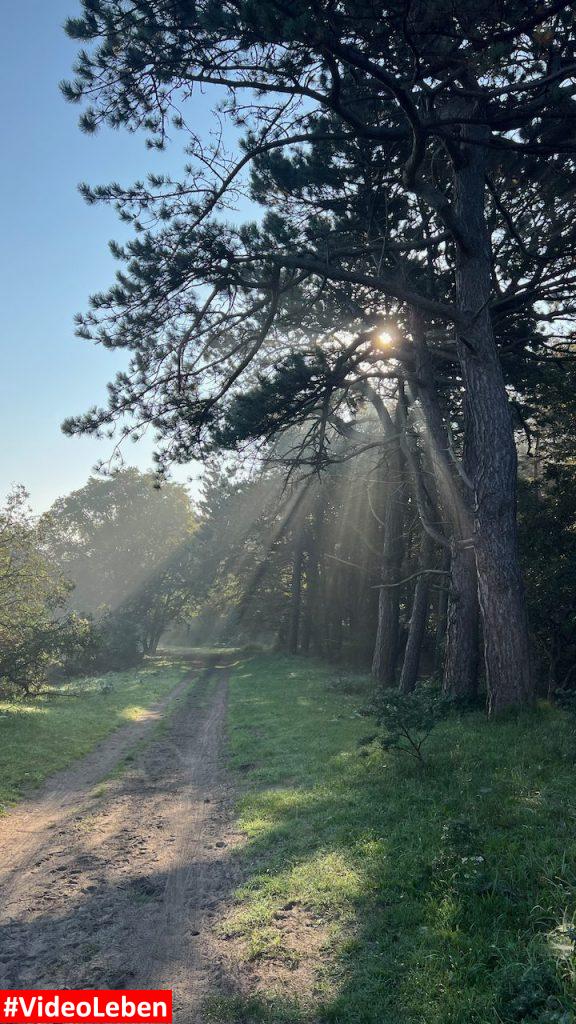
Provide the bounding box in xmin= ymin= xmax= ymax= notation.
xmin=0 ymin=614 xmax=97 ymax=695
xmin=371 ymin=684 xmax=453 ymax=765
xmin=96 ymin=610 xmax=143 ymax=671
xmin=59 ymin=609 xmax=144 ymax=677
xmin=0 ymin=609 xmax=146 ymax=697
xmin=496 ymin=962 xmax=573 ymax=1023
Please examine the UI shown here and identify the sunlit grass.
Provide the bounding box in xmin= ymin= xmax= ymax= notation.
xmin=0 ymin=660 xmax=188 ymax=809
xmin=211 ymin=654 xmax=576 ymax=1024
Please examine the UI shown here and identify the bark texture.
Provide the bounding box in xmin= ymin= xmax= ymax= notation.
xmin=408 ymin=312 xmax=480 ymax=698
xmin=452 ymin=118 xmax=532 ymax=713
xmin=399 ymin=531 xmax=434 ymax=694
xmin=372 ymin=414 xmax=405 ymax=686
xmin=434 ymin=549 xmax=450 ymax=677
xmin=300 ymin=497 xmax=324 ymax=655
xmin=443 ymin=543 xmax=479 ymax=700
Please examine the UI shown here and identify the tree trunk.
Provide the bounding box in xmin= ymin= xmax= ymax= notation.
xmin=433 ymin=549 xmax=450 ymax=677
xmin=372 ymin=414 xmax=405 ymax=686
xmin=408 ymin=311 xmax=480 ymax=696
xmin=329 ymin=593 xmax=344 ymax=661
xmin=142 ymin=616 xmax=164 ymax=656
xmin=288 ymin=538 xmax=304 ymax=655
xmin=399 ymin=531 xmax=434 ymax=693
xmin=443 ymin=542 xmax=479 ymax=700
xmin=314 ymin=559 xmax=327 ymax=656
xmin=300 ymin=547 xmax=318 ymax=655
xmin=452 ymin=120 xmax=532 ymax=713
xmin=301 ymin=491 xmax=324 ymax=655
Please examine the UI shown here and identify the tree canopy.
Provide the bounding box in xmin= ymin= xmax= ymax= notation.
xmin=58 ymin=0 xmax=576 ymax=711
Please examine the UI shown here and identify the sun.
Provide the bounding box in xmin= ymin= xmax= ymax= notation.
xmin=375 ymin=326 xmax=397 ymax=348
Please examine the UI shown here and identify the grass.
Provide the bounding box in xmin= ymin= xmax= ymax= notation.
xmin=0 ymin=658 xmax=188 ymax=809
xmin=160 ymin=643 xmax=267 ymax=665
xmin=210 ymin=653 xmax=576 ymax=1024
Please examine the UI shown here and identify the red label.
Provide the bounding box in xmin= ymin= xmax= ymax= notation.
xmin=0 ymin=991 xmax=172 ymax=1024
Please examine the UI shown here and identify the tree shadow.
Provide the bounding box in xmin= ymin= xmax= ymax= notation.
xmin=209 ymin=701 xmax=576 ymax=1023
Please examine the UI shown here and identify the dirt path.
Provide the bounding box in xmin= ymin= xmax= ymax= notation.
xmin=0 ymin=666 xmax=242 ymax=1020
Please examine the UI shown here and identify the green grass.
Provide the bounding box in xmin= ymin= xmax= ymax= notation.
xmin=212 ymin=654 xmax=576 ymax=1024
xmin=0 ymin=658 xmax=188 ymax=809
xmin=160 ymin=643 xmax=266 ymax=664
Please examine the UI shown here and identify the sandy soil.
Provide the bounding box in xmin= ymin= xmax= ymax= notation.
xmin=0 ymin=666 xmax=243 ymax=1021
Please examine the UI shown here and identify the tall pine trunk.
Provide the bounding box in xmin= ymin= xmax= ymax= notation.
xmin=399 ymin=531 xmax=434 ymax=694
xmin=288 ymin=538 xmax=304 ymax=655
xmin=443 ymin=543 xmax=479 ymax=699
xmin=372 ymin=415 xmax=405 ymax=686
xmin=301 ymin=491 xmax=324 ymax=655
xmin=300 ymin=543 xmax=318 ymax=655
xmin=452 ymin=119 xmax=532 ymax=713
xmin=433 ymin=548 xmax=450 ymax=677
xmin=409 ymin=311 xmax=479 ymax=698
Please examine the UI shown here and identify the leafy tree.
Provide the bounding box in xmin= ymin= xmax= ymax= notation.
xmin=45 ymin=469 xmax=193 ymax=609
xmin=0 ymin=488 xmax=87 ymax=694
xmin=122 ymin=539 xmax=200 ymax=653
xmin=0 ymin=614 xmax=97 ymax=695
xmin=44 ymin=469 xmax=197 ymax=650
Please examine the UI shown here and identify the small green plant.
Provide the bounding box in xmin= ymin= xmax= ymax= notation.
xmin=372 ymin=684 xmax=453 ymax=765
xmin=496 ymin=963 xmax=574 ymax=1023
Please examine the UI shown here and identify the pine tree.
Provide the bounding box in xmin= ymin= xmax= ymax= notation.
xmin=62 ymin=0 xmax=576 ymax=710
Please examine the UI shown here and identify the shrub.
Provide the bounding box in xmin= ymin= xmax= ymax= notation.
xmin=96 ymin=610 xmax=143 ymax=671
xmin=371 ymin=684 xmax=453 ymax=765
xmin=496 ymin=962 xmax=573 ymax=1023
xmin=0 ymin=614 xmax=97 ymax=695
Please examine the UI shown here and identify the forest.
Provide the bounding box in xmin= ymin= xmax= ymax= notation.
xmin=2 ymin=2 xmax=576 ymax=1022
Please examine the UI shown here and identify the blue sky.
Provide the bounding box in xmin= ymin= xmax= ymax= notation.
xmin=0 ymin=2 xmax=230 ymax=512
